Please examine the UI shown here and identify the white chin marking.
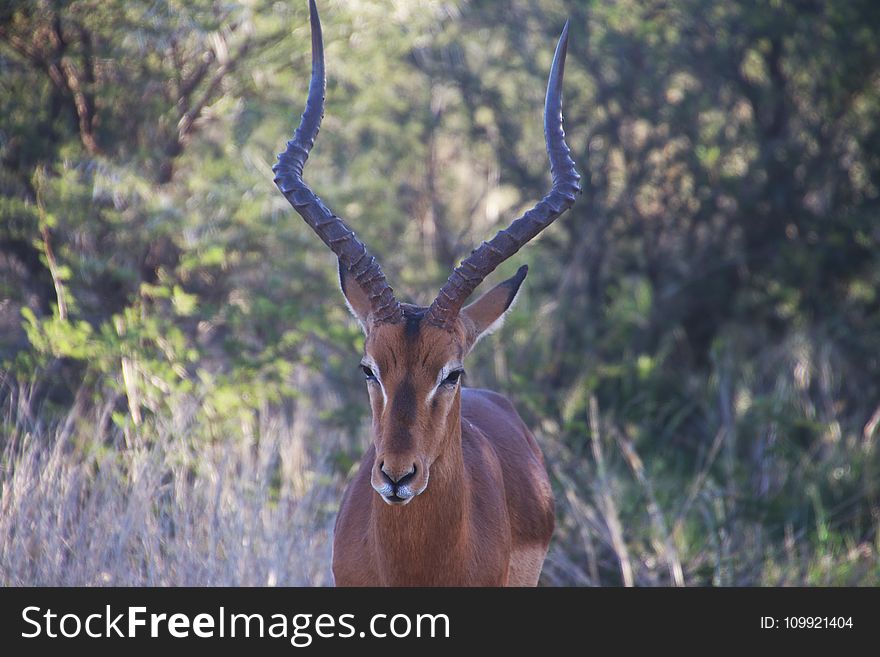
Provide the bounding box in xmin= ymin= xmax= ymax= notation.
xmin=374 ymin=471 xmax=428 ymax=505
xmin=382 ymin=495 xmax=413 ymax=506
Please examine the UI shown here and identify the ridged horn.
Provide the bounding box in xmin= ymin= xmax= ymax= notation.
xmin=425 ymin=21 xmax=580 ymax=330
xmin=273 ymin=0 xmax=403 ymax=324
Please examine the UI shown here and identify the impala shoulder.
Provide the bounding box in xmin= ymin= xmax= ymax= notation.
xmin=461 ymin=387 xmax=519 ymax=415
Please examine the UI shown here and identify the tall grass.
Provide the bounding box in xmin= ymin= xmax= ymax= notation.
xmin=0 ymin=379 xmax=343 ymax=586
xmin=2 ymin=328 xmax=879 ymax=586
xmin=542 ymin=330 xmax=880 ymax=586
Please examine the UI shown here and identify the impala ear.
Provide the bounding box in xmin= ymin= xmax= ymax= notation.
xmin=338 ymin=260 xmax=372 ymax=334
xmin=460 ymin=264 xmax=528 ymax=348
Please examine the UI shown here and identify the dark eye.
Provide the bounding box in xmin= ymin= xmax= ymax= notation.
xmin=441 ymin=369 xmax=463 ymax=387
xmin=361 ymin=365 xmax=377 ymax=381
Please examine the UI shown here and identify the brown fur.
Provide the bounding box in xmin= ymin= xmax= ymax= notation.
xmin=332 ymin=280 xmax=555 ymax=587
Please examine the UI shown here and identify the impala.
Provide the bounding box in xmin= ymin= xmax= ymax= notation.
xmin=273 ymin=0 xmax=579 ymax=586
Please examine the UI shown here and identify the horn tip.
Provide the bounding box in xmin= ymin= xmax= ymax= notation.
xmin=309 ymin=0 xmax=321 ymax=32
xmin=558 ymin=20 xmax=570 ymax=50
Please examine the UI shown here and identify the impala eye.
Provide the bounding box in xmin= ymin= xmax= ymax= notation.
xmin=361 ymin=365 xmax=377 ymax=381
xmin=441 ymin=369 xmax=463 ymax=387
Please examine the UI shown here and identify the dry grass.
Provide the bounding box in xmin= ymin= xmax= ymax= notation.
xmin=2 ymin=333 xmax=878 ymax=588
xmin=0 ymin=382 xmax=344 ymax=586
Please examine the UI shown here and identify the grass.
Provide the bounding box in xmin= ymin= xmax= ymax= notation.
xmin=2 ymin=336 xmax=879 ymax=587
xmin=541 ymin=341 xmax=880 ymax=586
xmin=0 ymin=379 xmax=341 ymax=586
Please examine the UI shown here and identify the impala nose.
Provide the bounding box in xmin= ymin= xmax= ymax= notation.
xmin=380 ymin=462 xmax=417 ymax=486
xmin=372 ymin=459 xmax=427 ymax=504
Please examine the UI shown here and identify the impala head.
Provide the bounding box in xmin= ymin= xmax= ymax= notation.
xmin=340 ymin=263 xmax=528 ymax=504
xmin=273 ymin=0 xmax=580 ymax=506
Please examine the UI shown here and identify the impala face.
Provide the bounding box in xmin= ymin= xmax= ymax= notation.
xmin=359 ymin=313 xmax=465 ymax=504
xmin=340 ymin=265 xmax=528 ymax=506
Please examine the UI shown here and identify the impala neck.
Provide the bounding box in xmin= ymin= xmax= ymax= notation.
xmin=369 ymin=401 xmax=471 ymax=583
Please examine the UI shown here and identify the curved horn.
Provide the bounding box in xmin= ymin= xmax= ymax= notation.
xmin=273 ymin=0 xmax=403 ymax=325
xmin=425 ymin=21 xmax=581 ymax=330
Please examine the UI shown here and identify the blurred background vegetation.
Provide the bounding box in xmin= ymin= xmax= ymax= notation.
xmin=1 ymin=0 xmax=879 ymax=585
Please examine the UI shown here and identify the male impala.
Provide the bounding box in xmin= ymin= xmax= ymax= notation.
xmin=274 ymin=0 xmax=579 ymax=586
